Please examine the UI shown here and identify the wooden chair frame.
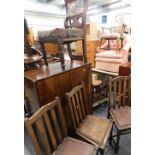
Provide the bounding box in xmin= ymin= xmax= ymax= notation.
xmin=38 ymin=0 xmax=89 ymax=66
xmin=25 ymin=97 xmax=97 ymax=155
xmin=66 ymin=81 xmax=113 ymax=155
xmin=108 ymin=76 xmax=131 ymax=153
xmin=25 ymin=97 xmax=68 ymax=155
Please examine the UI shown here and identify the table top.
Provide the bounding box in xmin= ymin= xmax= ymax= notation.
xmin=24 ymin=60 xmax=89 ymax=82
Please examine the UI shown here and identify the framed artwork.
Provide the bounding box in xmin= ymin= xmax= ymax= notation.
xmin=102 ymin=15 xmax=107 ymax=24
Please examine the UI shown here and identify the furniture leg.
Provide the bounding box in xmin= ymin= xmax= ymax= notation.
xmin=115 ymin=130 xmax=120 ymax=153
xmin=40 ymin=43 xmax=48 ymax=66
xmin=109 ymin=124 xmax=113 ymax=145
xmin=82 ymin=38 xmax=87 ymax=63
xmin=58 ymin=41 xmax=65 ymax=66
xmin=100 ymin=149 xmax=104 ymax=155
xmin=67 ymin=43 xmax=73 ymax=61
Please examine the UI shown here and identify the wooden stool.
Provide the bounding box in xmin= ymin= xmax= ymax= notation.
xmin=92 ymin=80 xmax=107 ymax=107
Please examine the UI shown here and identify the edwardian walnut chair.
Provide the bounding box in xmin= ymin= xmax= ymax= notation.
xmin=37 ymin=0 xmax=88 ymax=66
xmin=108 ymin=76 xmax=131 ymax=153
xmin=25 ymin=97 xmax=97 ymax=155
xmin=66 ymin=82 xmax=113 ymax=155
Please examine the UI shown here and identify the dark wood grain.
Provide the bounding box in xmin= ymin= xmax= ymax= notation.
xmin=24 ymin=61 xmax=92 ymax=135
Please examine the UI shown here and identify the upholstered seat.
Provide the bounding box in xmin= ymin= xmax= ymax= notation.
xmin=95 ymin=34 xmax=131 ymax=73
xmin=110 ymin=106 xmax=131 ymax=130
xmin=53 ymin=137 xmax=96 ymax=155
xmin=77 ymin=115 xmax=113 ymax=148
xmin=38 ymin=28 xmax=84 ymax=43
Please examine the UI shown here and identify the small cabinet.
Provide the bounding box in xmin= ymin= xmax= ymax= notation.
xmin=24 ymin=61 xmax=92 ymax=134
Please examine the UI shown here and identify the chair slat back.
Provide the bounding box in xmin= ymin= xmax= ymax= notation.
xmin=64 ymin=0 xmax=88 ymax=29
xmin=25 ymin=97 xmax=68 ymax=155
xmin=109 ymin=76 xmax=131 ymax=109
xmin=66 ymin=82 xmax=87 ymax=130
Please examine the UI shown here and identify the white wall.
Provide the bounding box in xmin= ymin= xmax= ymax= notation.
xmin=25 ymin=14 xmax=65 ymax=39
xmin=88 ymin=7 xmax=131 ymax=30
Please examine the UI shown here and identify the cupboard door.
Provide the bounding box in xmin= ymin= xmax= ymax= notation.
xmin=36 ymin=72 xmax=71 ymax=106
xmin=69 ymin=64 xmax=92 ymax=114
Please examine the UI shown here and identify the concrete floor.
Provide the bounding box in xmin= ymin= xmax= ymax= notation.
xmin=24 ymin=103 xmax=131 ymax=155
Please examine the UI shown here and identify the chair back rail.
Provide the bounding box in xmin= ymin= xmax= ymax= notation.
xmin=109 ymin=76 xmax=131 ymax=108
xmin=64 ymin=0 xmax=88 ymax=29
xmin=25 ymin=97 xmax=68 ymax=155
xmin=66 ymin=81 xmax=87 ymax=130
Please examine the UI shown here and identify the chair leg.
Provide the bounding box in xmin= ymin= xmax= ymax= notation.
xmin=99 ymin=149 xmax=104 ymax=155
xmin=67 ymin=43 xmax=73 ymax=61
xmin=40 ymin=43 xmax=48 ymax=66
xmin=82 ymin=39 xmax=87 ymax=63
xmin=107 ymin=110 xmax=110 ymax=119
xmin=115 ymin=130 xmax=120 ymax=153
xmin=58 ymin=41 xmax=65 ymax=66
xmin=109 ymin=124 xmax=113 ymax=145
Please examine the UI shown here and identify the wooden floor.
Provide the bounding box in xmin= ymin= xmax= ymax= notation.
xmin=24 ymin=103 xmax=131 ymax=155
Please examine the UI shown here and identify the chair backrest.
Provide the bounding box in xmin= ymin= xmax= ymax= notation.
xmin=108 ymin=76 xmax=131 ymax=109
xmin=64 ymin=0 xmax=89 ymax=29
xmin=66 ymin=81 xmax=88 ymax=130
xmin=25 ymin=97 xmax=68 ymax=155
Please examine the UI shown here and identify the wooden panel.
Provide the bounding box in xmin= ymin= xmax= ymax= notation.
xmin=36 ymin=72 xmax=71 ymax=106
xmin=44 ymin=43 xmax=59 ymax=54
xmin=75 ymin=40 xmax=100 ymax=67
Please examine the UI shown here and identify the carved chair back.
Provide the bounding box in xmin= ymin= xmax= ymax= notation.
xmin=66 ymin=81 xmax=88 ymax=130
xmin=25 ymin=97 xmax=68 ymax=155
xmin=108 ymin=76 xmax=131 ymax=109
xmin=64 ymin=0 xmax=88 ymax=29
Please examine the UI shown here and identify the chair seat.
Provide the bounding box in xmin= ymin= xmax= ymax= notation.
xmin=38 ymin=28 xmax=84 ymax=43
xmin=53 ymin=137 xmax=96 ymax=155
xmin=77 ymin=115 xmax=113 ymax=149
xmin=110 ymin=106 xmax=131 ymax=130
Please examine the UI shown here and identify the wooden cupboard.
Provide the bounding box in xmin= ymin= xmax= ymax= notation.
xmin=75 ymin=22 xmax=100 ymax=67
xmin=24 ymin=61 xmax=92 ymax=133
xmin=76 ymin=40 xmax=100 ymax=67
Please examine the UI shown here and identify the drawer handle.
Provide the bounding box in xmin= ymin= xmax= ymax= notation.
xmin=83 ymin=69 xmax=86 ymax=72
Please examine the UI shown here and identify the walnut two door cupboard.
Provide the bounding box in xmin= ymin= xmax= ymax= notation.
xmin=24 ymin=61 xmax=92 ymax=133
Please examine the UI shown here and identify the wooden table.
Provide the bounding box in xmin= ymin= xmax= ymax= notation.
xmin=25 ymin=60 xmax=92 ymax=134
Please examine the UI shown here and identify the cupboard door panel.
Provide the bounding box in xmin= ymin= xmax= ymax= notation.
xmin=36 ymin=72 xmax=71 ymax=106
